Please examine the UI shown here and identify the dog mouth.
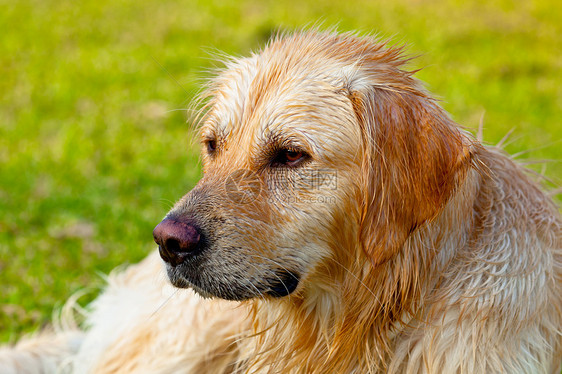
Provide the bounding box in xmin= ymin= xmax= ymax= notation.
xmin=154 ymin=215 xmax=302 ymax=300
xmin=165 ymin=263 xmax=300 ymax=301
xmin=264 ymin=270 xmax=300 ymax=297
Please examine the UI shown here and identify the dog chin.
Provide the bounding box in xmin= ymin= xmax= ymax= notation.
xmin=178 ymin=281 xmax=217 ymax=300
xmin=165 ymin=265 xmax=301 ymax=301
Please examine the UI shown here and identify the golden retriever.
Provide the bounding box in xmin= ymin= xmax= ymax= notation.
xmin=1 ymin=29 xmax=561 ymax=374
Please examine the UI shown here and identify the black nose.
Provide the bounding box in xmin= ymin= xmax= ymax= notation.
xmin=153 ymin=218 xmax=201 ymax=266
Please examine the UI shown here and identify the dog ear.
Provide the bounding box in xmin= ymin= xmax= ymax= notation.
xmin=350 ymin=86 xmax=473 ymax=266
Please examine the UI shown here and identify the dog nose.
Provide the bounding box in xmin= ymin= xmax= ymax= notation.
xmin=153 ymin=218 xmax=201 ymax=266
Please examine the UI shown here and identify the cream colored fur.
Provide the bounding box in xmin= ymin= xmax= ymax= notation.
xmin=1 ymin=30 xmax=560 ymax=374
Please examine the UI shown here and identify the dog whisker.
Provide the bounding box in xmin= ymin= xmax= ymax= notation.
xmin=328 ymin=258 xmax=382 ymax=305
xmin=147 ymin=287 xmax=180 ymax=320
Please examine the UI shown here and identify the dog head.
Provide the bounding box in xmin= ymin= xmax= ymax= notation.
xmin=153 ymin=31 xmax=472 ymax=301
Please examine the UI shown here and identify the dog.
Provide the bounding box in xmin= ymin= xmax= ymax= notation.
xmin=1 ymin=29 xmax=561 ymax=374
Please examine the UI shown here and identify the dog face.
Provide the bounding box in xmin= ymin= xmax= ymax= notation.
xmin=154 ymin=54 xmax=362 ymax=301
xmin=153 ymin=32 xmax=471 ymax=301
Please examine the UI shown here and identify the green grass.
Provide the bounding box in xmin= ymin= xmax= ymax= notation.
xmin=1 ymin=0 xmax=560 ymax=343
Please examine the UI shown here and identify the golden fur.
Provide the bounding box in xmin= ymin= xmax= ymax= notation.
xmin=1 ymin=30 xmax=561 ymax=374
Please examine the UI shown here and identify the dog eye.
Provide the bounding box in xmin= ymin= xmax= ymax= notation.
xmin=271 ymin=149 xmax=307 ymax=167
xmin=206 ymin=139 xmax=217 ymax=154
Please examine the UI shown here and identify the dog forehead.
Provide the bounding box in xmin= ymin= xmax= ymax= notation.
xmin=206 ymin=54 xmax=361 ymax=151
xmin=201 ymin=30 xmax=412 ymax=137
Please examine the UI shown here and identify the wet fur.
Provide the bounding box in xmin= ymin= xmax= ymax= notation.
xmin=1 ymin=30 xmax=561 ymax=373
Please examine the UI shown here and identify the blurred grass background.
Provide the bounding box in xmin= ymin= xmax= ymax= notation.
xmin=1 ymin=0 xmax=560 ymax=342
